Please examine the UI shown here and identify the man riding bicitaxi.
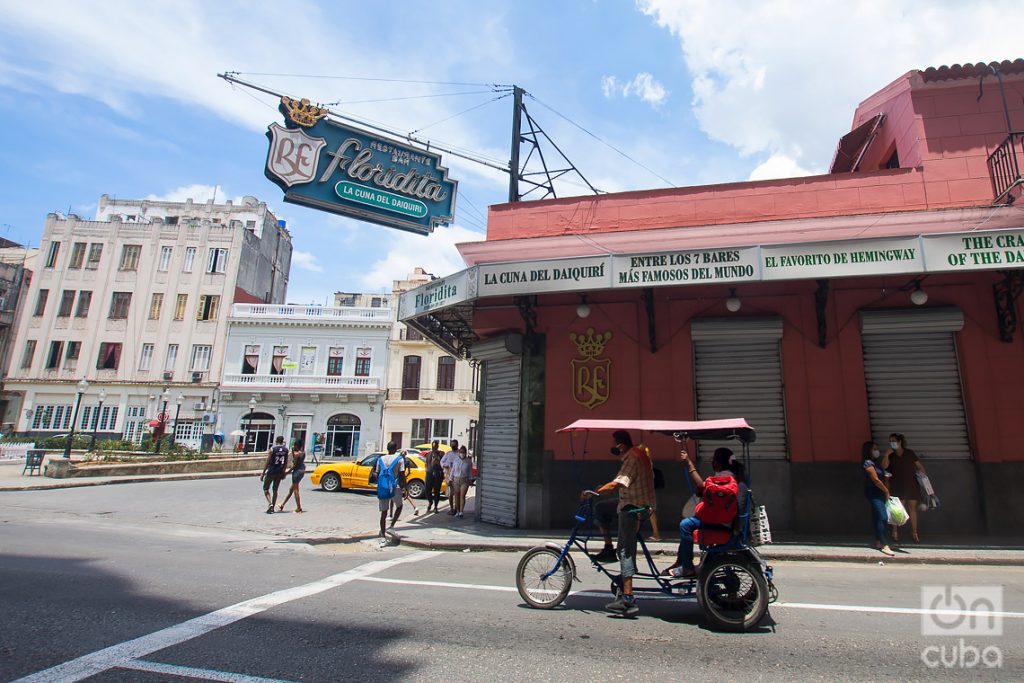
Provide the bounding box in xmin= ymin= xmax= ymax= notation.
xmin=581 ymin=429 xmax=655 ymax=617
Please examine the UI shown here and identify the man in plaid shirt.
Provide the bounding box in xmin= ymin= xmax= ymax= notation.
xmin=582 ymin=429 xmax=655 ymax=616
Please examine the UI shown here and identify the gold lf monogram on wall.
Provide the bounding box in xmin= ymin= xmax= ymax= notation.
xmin=570 ymin=327 xmax=612 ymax=410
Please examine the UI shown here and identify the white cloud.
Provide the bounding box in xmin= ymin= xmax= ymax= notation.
xmin=638 ymin=0 xmax=1024 ymax=172
xmin=747 ymin=154 xmax=816 ymax=182
xmin=0 ymin=1 xmax=516 ymax=162
xmin=601 ymin=75 xmax=620 ymax=98
xmin=600 ymin=72 xmax=668 ymax=107
xmin=144 ymin=184 xmax=237 ymax=204
xmin=358 ymin=224 xmax=484 ymax=291
xmin=291 ymin=250 xmax=324 ymax=273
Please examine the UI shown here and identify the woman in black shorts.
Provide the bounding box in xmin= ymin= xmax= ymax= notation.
xmin=278 ymin=441 xmax=307 ymax=513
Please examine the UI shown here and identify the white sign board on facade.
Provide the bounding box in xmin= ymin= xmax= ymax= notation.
xmin=922 ymin=228 xmax=1024 ymax=272
xmin=478 ymin=257 xmax=611 ymax=297
xmin=612 ymin=246 xmax=760 ymax=288
xmin=398 ymin=227 xmax=1024 ymax=322
xmin=398 ymin=267 xmax=477 ymax=319
xmin=761 ymin=237 xmax=922 ymax=280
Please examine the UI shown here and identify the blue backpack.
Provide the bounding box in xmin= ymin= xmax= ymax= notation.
xmin=376 ymin=456 xmax=401 ymax=500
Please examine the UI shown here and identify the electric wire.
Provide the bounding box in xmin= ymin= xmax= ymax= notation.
xmin=457 ymin=194 xmax=489 ymax=226
xmin=326 ymin=104 xmax=510 ymax=166
xmin=411 ymin=92 xmax=513 ymax=135
xmin=324 ymin=89 xmax=508 ymax=107
xmin=526 ymin=93 xmax=677 ymax=189
xmin=226 ymin=71 xmax=513 ymax=89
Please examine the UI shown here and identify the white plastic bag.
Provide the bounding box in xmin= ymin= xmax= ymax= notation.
xmin=749 ymin=505 xmax=772 ymax=546
xmin=681 ymin=494 xmax=700 ymax=518
xmin=916 ymin=472 xmax=940 ymax=510
xmin=886 ymin=496 xmax=909 ymax=526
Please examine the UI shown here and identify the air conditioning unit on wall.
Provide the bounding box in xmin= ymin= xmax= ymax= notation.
xmin=163 ymin=372 xmax=173 ymax=381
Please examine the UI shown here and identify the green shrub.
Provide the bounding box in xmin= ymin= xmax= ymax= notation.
xmin=137 ymin=437 xmax=197 ymax=457
xmin=94 ymin=439 xmax=140 ymax=453
xmin=39 ymin=434 xmax=90 ymax=450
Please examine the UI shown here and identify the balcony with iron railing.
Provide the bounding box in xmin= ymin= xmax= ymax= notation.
xmin=385 ymin=388 xmax=477 ymax=403
xmin=988 ymin=131 xmax=1024 ymax=204
xmin=230 ymin=303 xmax=392 ymax=323
xmin=222 ymin=373 xmax=382 ymax=391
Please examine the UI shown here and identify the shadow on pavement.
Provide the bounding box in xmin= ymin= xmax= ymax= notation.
xmin=0 ymin=552 xmax=421 ymax=682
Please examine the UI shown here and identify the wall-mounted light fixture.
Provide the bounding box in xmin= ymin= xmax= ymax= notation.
xmin=725 ymin=288 xmax=742 ymax=313
xmin=911 ymin=281 xmax=928 ymax=306
xmin=576 ymin=294 xmax=591 ymax=319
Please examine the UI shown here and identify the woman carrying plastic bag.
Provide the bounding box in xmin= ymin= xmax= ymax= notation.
xmin=886 ymin=496 xmax=910 ymax=527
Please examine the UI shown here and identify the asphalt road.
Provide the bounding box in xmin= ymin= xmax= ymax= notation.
xmin=1 ymin=479 xmax=1022 ymax=682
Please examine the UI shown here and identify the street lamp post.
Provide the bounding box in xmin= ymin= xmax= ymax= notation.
xmin=154 ymin=389 xmax=170 ymax=454
xmin=245 ymin=397 xmax=257 ymax=453
xmin=64 ymin=379 xmax=89 ymax=458
xmin=171 ymin=394 xmax=183 ymax=447
xmin=89 ymin=389 xmax=106 ymax=451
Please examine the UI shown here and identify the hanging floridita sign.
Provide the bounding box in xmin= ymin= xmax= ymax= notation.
xmin=264 ymin=96 xmax=458 ymax=236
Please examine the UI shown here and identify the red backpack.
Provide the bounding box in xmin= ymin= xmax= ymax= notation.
xmin=695 ymin=475 xmax=739 ymax=528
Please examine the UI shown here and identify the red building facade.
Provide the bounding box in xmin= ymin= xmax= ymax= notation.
xmin=400 ymin=61 xmax=1024 ymax=537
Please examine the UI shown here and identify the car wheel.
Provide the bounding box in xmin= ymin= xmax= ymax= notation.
xmin=406 ymin=479 xmax=426 ymax=499
xmin=320 ymin=472 xmax=341 ymax=492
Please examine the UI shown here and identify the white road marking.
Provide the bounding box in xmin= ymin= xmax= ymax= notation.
xmin=357 ymin=575 xmax=519 ymax=592
xmin=773 ymin=601 xmax=1024 ymax=619
xmin=354 ymin=576 xmax=1024 ymax=616
xmin=356 ymin=576 xmax=690 ymax=601
xmin=12 ymin=552 xmax=438 ymax=683
xmin=121 ymin=658 xmax=297 ymax=683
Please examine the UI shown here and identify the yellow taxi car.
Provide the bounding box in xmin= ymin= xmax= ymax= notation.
xmin=310 ymin=451 xmax=445 ymax=499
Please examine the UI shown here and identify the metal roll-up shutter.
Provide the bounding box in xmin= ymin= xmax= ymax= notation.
xmin=471 ymin=336 xmax=522 ymax=527
xmin=860 ymin=307 xmax=970 ymax=459
xmin=692 ymin=317 xmax=787 ymax=459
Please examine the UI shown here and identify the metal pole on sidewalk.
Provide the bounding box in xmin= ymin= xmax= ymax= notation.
xmin=64 ymin=379 xmax=89 ymax=458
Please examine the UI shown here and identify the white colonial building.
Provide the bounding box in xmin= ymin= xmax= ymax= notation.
xmin=5 ymin=195 xmax=292 ymax=449
xmin=219 ymin=302 xmax=391 ymax=457
xmin=381 ymin=269 xmax=479 ymax=451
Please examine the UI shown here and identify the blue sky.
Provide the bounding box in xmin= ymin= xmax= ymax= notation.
xmin=0 ymin=1 xmax=1021 ymax=304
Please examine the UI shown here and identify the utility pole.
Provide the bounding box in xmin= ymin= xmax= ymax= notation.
xmin=508 ymin=86 xmax=524 ymax=203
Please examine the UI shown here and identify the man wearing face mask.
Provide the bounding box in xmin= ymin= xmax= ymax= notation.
xmin=862 ymin=440 xmax=895 ymax=556
xmin=581 ymin=429 xmax=655 ymax=616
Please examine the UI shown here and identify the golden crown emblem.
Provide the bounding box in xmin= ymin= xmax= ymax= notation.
xmin=280 ymin=96 xmax=329 ymax=128
xmin=570 ymin=327 xmax=612 ymax=359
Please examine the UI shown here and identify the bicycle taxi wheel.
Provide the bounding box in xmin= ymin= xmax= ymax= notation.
xmin=696 ymin=553 xmax=768 ymax=631
xmin=516 ymin=547 xmax=573 ymax=609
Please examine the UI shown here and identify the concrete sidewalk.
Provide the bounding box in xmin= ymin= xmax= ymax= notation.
xmin=0 ymin=458 xmax=259 ymax=491
xmin=387 ymin=493 xmax=1024 ymax=567
xmin=4 ymin=462 xmax=1023 ymax=566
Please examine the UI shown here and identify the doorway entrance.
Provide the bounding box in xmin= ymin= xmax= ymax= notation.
xmin=325 ymin=413 xmax=361 ymax=458
xmin=242 ymin=412 xmax=275 ymax=453
xmin=290 ymin=421 xmax=309 ymax=451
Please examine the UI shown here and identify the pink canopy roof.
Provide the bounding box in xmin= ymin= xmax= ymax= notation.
xmin=557 ymin=418 xmax=755 ymax=442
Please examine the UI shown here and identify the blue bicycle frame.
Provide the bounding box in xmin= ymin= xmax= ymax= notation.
xmin=542 ymin=494 xmax=772 ymax=600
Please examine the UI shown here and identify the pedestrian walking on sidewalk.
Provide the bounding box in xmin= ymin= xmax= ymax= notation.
xmin=373 ymin=442 xmax=406 ymax=544
xmin=425 ymin=441 xmax=444 ymax=513
xmin=451 ymin=445 xmax=473 ymax=518
xmin=401 ymin=451 xmax=420 ymax=516
xmin=278 ymin=441 xmax=306 ymax=513
xmin=441 ymin=439 xmax=460 ymax=515
xmin=261 ymin=436 xmax=289 ymax=514
xmin=861 ymin=441 xmax=895 ymax=556
xmin=884 ymin=433 xmax=928 ymax=543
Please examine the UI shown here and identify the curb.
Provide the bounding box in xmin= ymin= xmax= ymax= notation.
xmin=0 ymin=470 xmax=260 ymax=492
xmin=391 ymin=534 xmax=1024 ymax=566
